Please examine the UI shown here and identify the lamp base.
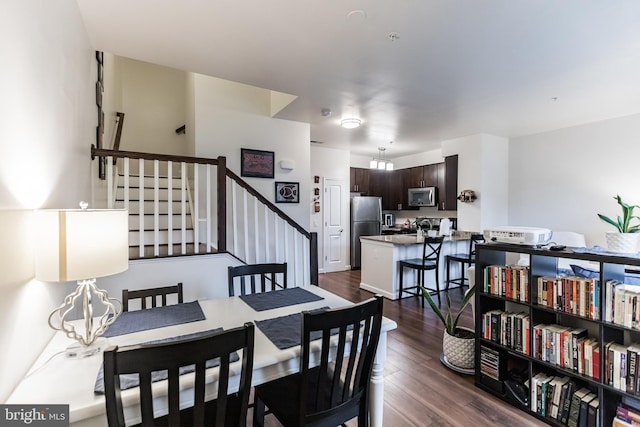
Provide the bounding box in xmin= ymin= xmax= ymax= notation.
xmin=65 ymin=337 xmax=108 ymax=358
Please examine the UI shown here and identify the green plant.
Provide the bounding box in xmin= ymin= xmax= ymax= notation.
xmin=420 ymin=285 xmax=475 ymax=336
xmin=597 ymin=195 xmax=640 ymax=233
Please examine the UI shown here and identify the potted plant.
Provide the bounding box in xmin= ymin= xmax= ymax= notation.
xmin=421 ymin=285 xmax=475 ymax=369
xmin=597 ymin=195 xmax=640 ymax=253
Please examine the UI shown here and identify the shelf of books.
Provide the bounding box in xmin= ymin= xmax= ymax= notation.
xmin=475 ymin=242 xmax=640 ymax=427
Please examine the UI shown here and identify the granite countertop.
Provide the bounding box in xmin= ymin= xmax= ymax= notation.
xmin=361 ymin=231 xmax=478 ymax=246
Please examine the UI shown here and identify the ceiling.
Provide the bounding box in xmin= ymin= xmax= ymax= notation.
xmin=76 ymin=0 xmax=640 ymax=159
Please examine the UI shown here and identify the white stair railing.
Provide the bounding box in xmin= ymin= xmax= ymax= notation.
xmin=94 ymin=147 xmax=318 ymax=285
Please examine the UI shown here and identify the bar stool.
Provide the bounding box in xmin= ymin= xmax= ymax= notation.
xmin=398 ymin=236 xmax=445 ymax=306
xmin=445 ymin=233 xmax=485 ymax=291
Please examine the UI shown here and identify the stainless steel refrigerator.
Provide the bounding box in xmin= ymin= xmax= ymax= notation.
xmin=350 ymin=196 xmax=382 ymax=269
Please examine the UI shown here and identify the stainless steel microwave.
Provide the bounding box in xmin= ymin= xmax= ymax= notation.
xmin=408 ymin=187 xmax=437 ymax=207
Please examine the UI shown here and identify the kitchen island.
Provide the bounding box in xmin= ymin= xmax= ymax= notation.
xmin=359 ymin=232 xmax=475 ymax=299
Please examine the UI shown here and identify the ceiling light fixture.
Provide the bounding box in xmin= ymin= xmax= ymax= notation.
xmin=340 ymin=118 xmax=361 ymax=129
xmin=369 ymin=147 xmax=393 ymax=171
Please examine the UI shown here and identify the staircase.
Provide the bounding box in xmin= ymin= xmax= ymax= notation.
xmin=96 ymin=147 xmax=318 ymax=285
xmin=114 ymin=171 xmax=203 ymax=259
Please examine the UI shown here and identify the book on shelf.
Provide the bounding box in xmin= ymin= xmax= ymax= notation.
xmin=483 ymin=265 xmax=529 ymax=302
xmin=567 ymin=387 xmax=590 ymax=427
xmin=578 ymin=392 xmax=596 ymax=427
xmin=587 ymin=397 xmax=599 ymax=427
xmin=559 ymin=380 xmax=576 ymax=425
xmin=537 ymin=275 xmax=600 ymax=319
xmin=549 ymin=376 xmax=570 ymax=420
xmin=616 ymin=403 xmax=640 ymax=425
xmin=482 ymin=309 xmax=530 ymax=354
xmin=608 ymin=280 xmax=640 ymax=328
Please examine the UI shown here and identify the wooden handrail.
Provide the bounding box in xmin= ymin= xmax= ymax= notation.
xmin=93 ymin=147 xmax=309 ymax=239
xmin=92 ymin=147 xmax=220 ymax=165
xmin=113 ymin=112 xmax=125 ymax=152
xmin=226 ymin=169 xmax=311 ymax=239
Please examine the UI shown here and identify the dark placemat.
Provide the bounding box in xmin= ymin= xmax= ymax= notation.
xmin=103 ymin=301 xmax=205 ymax=337
xmin=239 ymin=287 xmax=323 ymax=312
xmin=94 ymin=328 xmax=239 ymax=394
xmin=255 ymin=307 xmax=329 ymax=350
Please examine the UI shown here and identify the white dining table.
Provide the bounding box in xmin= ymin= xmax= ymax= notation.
xmin=7 ymin=286 xmax=397 ymax=427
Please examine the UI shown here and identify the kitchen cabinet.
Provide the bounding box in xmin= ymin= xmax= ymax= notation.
xmin=350 ymin=167 xmax=369 ymax=194
xmin=408 ymin=164 xmax=438 ymax=188
xmin=438 ymin=155 xmax=458 ymax=211
xmin=385 ymin=170 xmax=404 ymax=210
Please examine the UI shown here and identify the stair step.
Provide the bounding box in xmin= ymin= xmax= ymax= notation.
xmin=116 ymin=187 xmax=186 ymax=200
xmin=115 ymin=200 xmax=190 ymax=215
xmin=119 ymin=175 xmax=191 ymax=188
xmin=127 ymin=214 xmax=194 ymax=230
xmin=129 ymin=229 xmax=195 ymax=246
xmin=129 ymin=243 xmax=211 ymax=260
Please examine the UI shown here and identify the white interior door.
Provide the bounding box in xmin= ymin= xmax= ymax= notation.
xmin=323 ymin=178 xmax=345 ymax=273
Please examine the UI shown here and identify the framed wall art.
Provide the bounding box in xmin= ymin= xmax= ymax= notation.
xmin=241 ymin=148 xmax=274 ymax=178
xmin=275 ymin=182 xmax=299 ymax=203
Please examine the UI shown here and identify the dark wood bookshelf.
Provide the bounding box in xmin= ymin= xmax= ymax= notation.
xmin=475 ymin=242 xmax=640 ymax=426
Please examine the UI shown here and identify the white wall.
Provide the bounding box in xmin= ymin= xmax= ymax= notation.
xmin=98 ymin=254 xmax=242 ymax=302
xmin=311 ymin=146 xmax=351 ymax=271
xmin=193 ymin=74 xmax=311 ymax=227
xmin=0 ymin=0 xmax=95 ymax=402
xmin=509 ymin=113 xmax=640 ymax=247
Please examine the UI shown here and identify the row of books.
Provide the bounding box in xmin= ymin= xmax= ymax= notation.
xmin=604 ymin=341 xmax=640 ymax=394
xmin=537 ymin=276 xmax=601 ymax=320
xmin=481 ymin=309 xmax=530 ymax=355
xmin=606 ymin=280 xmax=640 ymax=330
xmin=614 ymin=401 xmax=640 ymax=426
xmin=530 ymin=374 xmax=598 ymax=427
xmin=483 ymin=265 xmax=529 ymax=302
xmin=479 ymin=345 xmax=500 ymax=380
xmin=532 ymin=324 xmax=599 ymax=380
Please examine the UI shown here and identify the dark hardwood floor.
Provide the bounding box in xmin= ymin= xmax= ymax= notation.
xmin=251 ymin=269 xmax=545 ymax=426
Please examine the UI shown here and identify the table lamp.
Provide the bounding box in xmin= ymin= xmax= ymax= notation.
xmin=35 ymin=205 xmax=128 ymax=357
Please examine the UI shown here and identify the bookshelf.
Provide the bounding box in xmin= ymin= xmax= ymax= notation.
xmin=475 ymin=242 xmax=640 ymax=426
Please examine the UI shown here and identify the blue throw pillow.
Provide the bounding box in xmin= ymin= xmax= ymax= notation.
xmin=570 ymin=264 xmax=640 ymax=285
xmin=570 ymin=264 xmax=599 ymax=279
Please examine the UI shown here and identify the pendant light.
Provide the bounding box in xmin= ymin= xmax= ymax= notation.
xmin=369 ymin=147 xmax=394 ymax=171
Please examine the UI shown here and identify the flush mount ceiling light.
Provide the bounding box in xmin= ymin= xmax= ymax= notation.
xmin=340 ymin=118 xmax=361 ymax=129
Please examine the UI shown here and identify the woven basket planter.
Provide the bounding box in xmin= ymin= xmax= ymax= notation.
xmin=442 ymin=326 xmax=475 ymax=369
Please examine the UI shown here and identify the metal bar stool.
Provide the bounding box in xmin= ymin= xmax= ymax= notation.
xmin=445 ymin=233 xmax=485 ymax=291
xmin=398 ymin=236 xmax=445 ymax=306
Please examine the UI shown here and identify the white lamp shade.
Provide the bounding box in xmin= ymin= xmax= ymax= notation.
xmin=369 ymin=159 xmax=378 ymax=169
xmin=386 ymin=162 xmax=394 ymax=171
xmin=35 ymin=209 xmax=129 ymax=282
xmin=377 ymin=161 xmax=386 ymax=170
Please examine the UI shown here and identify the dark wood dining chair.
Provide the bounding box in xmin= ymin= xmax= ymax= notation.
xmin=445 ymin=233 xmax=485 ymax=291
xmin=253 ymin=295 xmax=383 ymax=427
xmin=227 ymin=263 xmax=287 ymax=297
xmin=103 ymin=322 xmax=255 ymax=427
xmin=398 ymin=236 xmax=445 ymax=306
xmin=122 ymin=283 xmax=183 ymax=312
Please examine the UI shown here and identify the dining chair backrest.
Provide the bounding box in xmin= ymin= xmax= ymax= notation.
xmin=227 ymin=263 xmax=287 ymax=297
xmin=468 ymin=233 xmax=485 ymax=257
xmin=421 ymin=236 xmax=445 ymax=267
xmin=122 ymin=283 xmax=183 ymax=312
xmin=103 ymin=322 xmax=255 ymax=427
xmin=298 ymin=295 xmax=384 ymax=426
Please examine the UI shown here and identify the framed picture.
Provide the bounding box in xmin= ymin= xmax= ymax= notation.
xmin=241 ymin=148 xmax=274 ymax=178
xmin=275 ymin=182 xmax=299 ymax=203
